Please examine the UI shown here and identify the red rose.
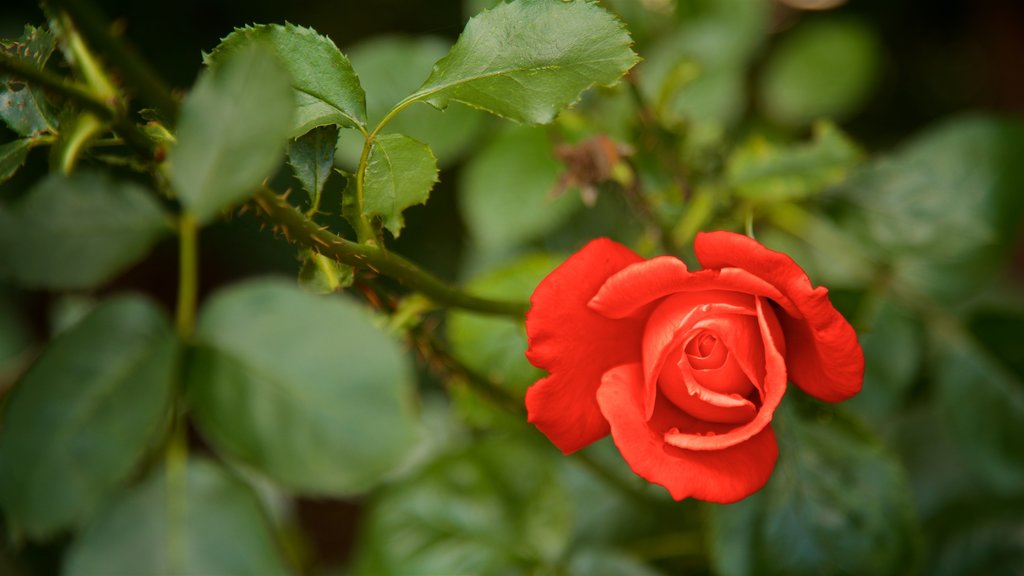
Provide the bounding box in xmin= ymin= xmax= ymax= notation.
xmin=524 ymin=231 xmax=864 ymax=503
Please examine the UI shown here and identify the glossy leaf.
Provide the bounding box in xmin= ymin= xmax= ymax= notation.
xmin=287 ymin=124 xmax=338 ymax=206
xmin=936 ymin=334 xmax=1024 ymax=494
xmin=458 ymin=125 xmax=579 ymax=251
xmin=362 ymin=133 xmax=438 ymax=237
xmin=727 ymin=122 xmax=863 ymax=202
xmin=0 ymin=138 xmax=32 ymax=185
xmin=0 ymin=170 xmax=172 ymax=290
xmin=0 ymin=24 xmax=58 ymax=137
xmin=207 ymin=23 xmax=366 ymax=134
xmin=708 ymin=400 xmax=920 ymax=576
xmin=335 ymin=35 xmax=484 ymax=167
xmin=187 ymin=279 xmax=418 ymax=496
xmin=760 ymin=18 xmax=881 ymax=126
xmin=0 ymin=296 xmax=176 ymax=539
xmin=448 ymin=253 xmax=561 ymax=391
xmin=412 ymin=0 xmax=639 ymax=124
xmin=170 ymin=45 xmax=293 ymax=224
xmin=352 ymin=434 xmax=572 ymax=576
xmin=63 ymin=458 xmax=290 ymax=576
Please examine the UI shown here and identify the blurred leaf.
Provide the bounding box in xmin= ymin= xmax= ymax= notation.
xmin=845 ymin=300 xmax=921 ymax=424
xmin=187 ymin=279 xmax=418 ymax=496
xmin=207 ymin=23 xmax=366 ymax=134
xmin=362 ymin=133 xmax=438 ymax=238
xmin=287 ymin=124 xmax=337 ymax=207
xmin=0 ymin=139 xmax=32 ymax=185
xmin=936 ymin=332 xmax=1024 ymax=495
xmin=637 ymin=1 xmax=767 ymax=142
xmin=928 ymin=512 xmax=1024 ymax=576
xmin=760 ymin=18 xmax=881 ymax=126
xmin=727 ymin=122 xmax=863 ymax=202
xmin=170 ymin=45 xmax=293 ymax=224
xmin=413 ymin=0 xmax=639 ymax=124
xmin=459 ymin=125 xmax=579 ymax=251
xmin=352 ymin=433 xmax=572 ymax=576
xmin=0 ymin=296 xmax=176 ymax=539
xmin=338 ymin=36 xmax=485 ymax=167
xmin=63 ymin=458 xmax=290 ymax=576
xmin=841 ymin=115 xmax=1024 ymax=300
xmin=708 ymin=400 xmax=920 ymax=576
xmin=448 ymin=253 xmax=561 ymax=392
xmin=0 ymin=170 xmax=172 ymax=290
xmin=296 ymin=250 xmax=353 ymax=294
xmin=0 ymin=24 xmax=58 ymax=137
xmin=567 ymin=549 xmax=666 ymax=576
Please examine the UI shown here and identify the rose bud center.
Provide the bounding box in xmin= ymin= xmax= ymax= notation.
xmin=659 ymin=323 xmax=759 ymax=425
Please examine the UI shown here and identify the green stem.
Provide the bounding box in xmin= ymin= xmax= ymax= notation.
xmin=252 ymin=189 xmax=530 ymax=317
xmin=175 ymin=212 xmax=199 ymax=339
xmin=48 ymin=0 xmax=179 ymax=122
xmin=0 ymin=52 xmax=158 ymax=159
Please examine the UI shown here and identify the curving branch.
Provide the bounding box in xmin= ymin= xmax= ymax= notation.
xmin=251 ymin=189 xmax=531 ymax=318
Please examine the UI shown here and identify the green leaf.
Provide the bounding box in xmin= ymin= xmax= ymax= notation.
xmin=335 ymin=35 xmax=485 ymax=167
xmin=840 ymin=115 xmax=1024 ymax=300
xmin=287 ymin=124 xmax=337 ymax=207
xmin=567 ymin=549 xmax=667 ymax=576
xmin=707 ymin=400 xmax=920 ymax=576
xmin=187 ymin=279 xmax=418 ymax=496
xmin=448 ymin=253 xmax=562 ymax=392
xmin=412 ymin=0 xmax=639 ymax=124
xmin=207 ymin=23 xmax=367 ymax=134
xmin=0 ymin=295 xmax=176 ymax=539
xmin=0 ymin=170 xmax=172 ymax=290
xmin=63 ymin=458 xmax=291 ymax=576
xmin=352 ymin=433 xmax=572 ymax=576
xmin=170 ymin=44 xmax=293 ymax=224
xmin=0 ymin=138 xmax=32 ymax=185
xmin=727 ymin=122 xmax=864 ymax=202
xmin=0 ymin=25 xmax=59 ymax=137
xmin=760 ymin=17 xmax=881 ymax=126
xmin=936 ymin=333 xmax=1024 ymax=494
xmin=636 ymin=1 xmax=767 ymax=142
xmin=846 ymin=300 xmax=921 ymax=425
xmin=362 ymin=133 xmax=438 ymax=238
xmin=458 ymin=125 xmax=579 ymax=251
xmin=297 ymin=249 xmax=354 ymax=294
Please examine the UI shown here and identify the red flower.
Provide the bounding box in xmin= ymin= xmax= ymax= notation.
xmin=524 ymin=231 xmax=864 ymax=503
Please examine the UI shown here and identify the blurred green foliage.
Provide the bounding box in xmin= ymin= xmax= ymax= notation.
xmin=1 ymin=0 xmax=1022 ymax=574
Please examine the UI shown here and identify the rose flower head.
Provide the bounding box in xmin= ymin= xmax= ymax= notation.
xmin=524 ymin=231 xmax=864 ymax=503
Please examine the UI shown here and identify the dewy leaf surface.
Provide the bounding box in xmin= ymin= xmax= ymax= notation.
xmin=63 ymin=458 xmax=290 ymax=576
xmin=412 ymin=0 xmax=639 ymax=124
xmin=0 ymin=170 xmax=172 ymax=289
xmin=187 ymin=280 xmax=418 ymax=496
xmin=170 ymin=44 xmax=293 ymax=224
xmin=0 ymin=296 xmax=177 ymax=539
xmin=362 ymin=133 xmax=439 ymax=237
xmin=207 ymin=23 xmax=367 ymax=134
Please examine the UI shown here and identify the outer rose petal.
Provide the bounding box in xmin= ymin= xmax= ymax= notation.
xmin=525 ymin=238 xmax=646 ymax=453
xmin=695 ymin=231 xmax=864 ymax=402
xmin=597 ymin=363 xmax=778 ymax=503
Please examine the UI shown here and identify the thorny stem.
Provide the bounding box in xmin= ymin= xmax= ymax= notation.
xmin=0 ymin=52 xmax=158 ymax=159
xmin=252 ymin=189 xmax=531 ymax=317
xmin=48 ymin=0 xmax=179 ymax=123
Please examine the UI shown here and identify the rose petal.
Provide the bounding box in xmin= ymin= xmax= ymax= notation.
xmin=597 ymin=363 xmax=778 ymax=503
xmin=642 ymin=292 xmax=756 ymax=419
xmin=663 ymin=297 xmax=787 ymax=451
xmin=695 ymin=231 xmax=864 ymax=402
xmin=660 ymin=349 xmax=757 ymax=424
xmin=589 ymin=257 xmax=801 ymax=320
xmin=525 ymin=238 xmax=647 ymax=454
